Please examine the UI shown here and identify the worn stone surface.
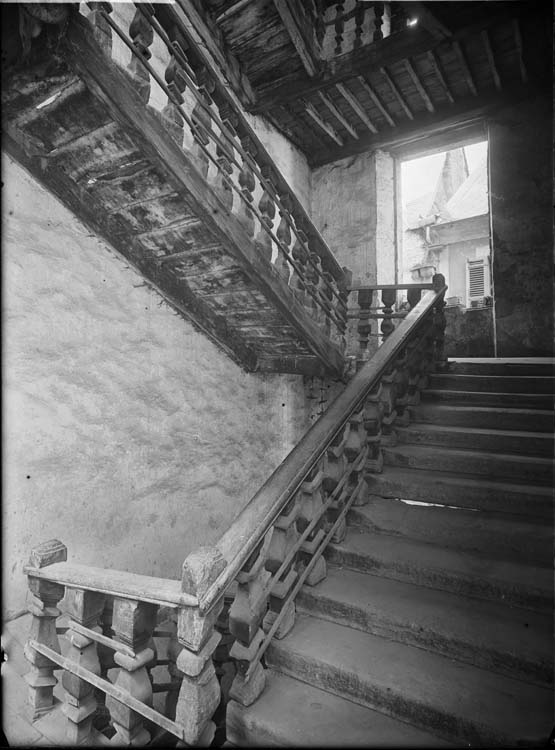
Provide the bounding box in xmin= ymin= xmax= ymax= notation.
xmin=444 ymin=306 xmax=494 ymax=357
xmin=3 ymin=155 xmax=312 ymax=620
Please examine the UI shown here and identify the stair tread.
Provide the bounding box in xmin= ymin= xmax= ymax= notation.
xmin=383 ymin=443 xmax=554 ymax=465
xmin=397 ymin=423 xmax=554 ymax=440
xmin=329 ymin=529 xmax=553 ymax=597
xmin=227 ymin=670 xmax=455 ymax=747
xmin=428 ymin=375 xmax=554 ymax=392
xmin=267 ymin=615 xmax=553 ymax=745
xmin=414 ymin=403 xmax=554 ymax=416
xmin=298 ymin=567 xmax=553 ymax=675
xmin=421 ymin=389 xmax=553 ymax=405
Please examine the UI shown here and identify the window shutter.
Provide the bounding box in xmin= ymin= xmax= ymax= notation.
xmin=467 ymin=258 xmax=490 ymax=306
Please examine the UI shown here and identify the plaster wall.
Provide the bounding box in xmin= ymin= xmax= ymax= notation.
xmin=489 ymin=95 xmax=553 ymax=356
xmin=3 ymin=155 xmax=311 ymax=620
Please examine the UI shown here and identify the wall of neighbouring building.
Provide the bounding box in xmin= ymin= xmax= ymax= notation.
xmin=489 ymin=94 xmax=553 ymax=356
xmin=3 ymin=155 xmax=313 ymax=620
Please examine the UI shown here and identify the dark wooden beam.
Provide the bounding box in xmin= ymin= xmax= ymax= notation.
xmin=481 ymin=29 xmax=501 ymax=91
xmin=303 ymin=100 xmax=344 ymax=145
xmin=427 ymin=49 xmax=454 ymax=104
xmin=452 ymin=39 xmax=477 ymax=97
xmin=335 ymin=82 xmax=377 ymax=133
xmin=380 ymin=67 xmax=414 ymax=120
xmin=356 ymin=75 xmax=396 ymax=127
xmin=317 ymin=90 xmax=359 ymax=139
xmin=404 ymin=58 xmax=435 ymax=113
xmin=400 ymin=2 xmax=452 ymax=40
xmin=512 ymin=19 xmax=527 ymax=84
xmin=272 ymin=0 xmax=319 ymax=77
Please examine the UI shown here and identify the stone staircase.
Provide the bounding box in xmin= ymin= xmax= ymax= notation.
xmin=227 ymin=359 xmax=554 ymax=747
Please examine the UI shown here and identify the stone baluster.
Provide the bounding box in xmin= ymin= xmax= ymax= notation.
xmin=215 ymin=101 xmax=238 ymax=213
xmin=229 ymin=535 xmax=272 ymax=707
xmin=379 ymin=365 xmax=398 ymax=446
xmin=163 ymin=613 xmax=182 ymax=721
xmin=24 ymin=540 xmax=67 ymax=719
xmin=263 ymin=495 xmax=301 ymax=640
xmin=335 ymin=268 xmax=351 ymax=353
xmin=297 ymin=463 xmax=327 ymax=586
xmin=61 ymin=589 xmax=105 ymax=744
xmin=364 ymin=385 xmax=384 ymax=472
xmin=87 ymin=2 xmax=113 ymax=56
xmin=175 ymin=548 xmax=226 ymax=746
xmin=255 ymin=166 xmax=277 ymax=264
xmin=162 ymin=53 xmax=187 ymax=146
xmin=334 ymin=1 xmax=345 ymax=55
xmin=373 ymin=2 xmax=385 ymax=41
xmin=315 ymin=0 xmax=326 ymax=47
xmin=323 ymin=425 xmax=349 ymax=543
xmin=275 ymin=194 xmax=293 ymax=284
xmin=106 ymin=598 xmax=158 ymax=745
xmin=432 ymin=273 xmax=448 ymax=370
xmin=406 ymin=332 xmax=431 ymax=407
xmin=94 ymin=598 xmax=115 ymax=732
xmin=354 ymin=1 xmax=366 ymax=49
xmin=380 ymin=288 xmax=396 ymax=341
xmin=212 ymin=593 xmax=236 ymax=743
xmin=238 ymin=135 xmax=257 ymax=238
xmin=127 ymin=6 xmax=154 ymax=103
xmin=291 ymin=226 xmax=309 ymax=306
xmin=357 ymin=288 xmax=374 ymax=368
xmin=347 ymin=408 xmax=369 ymax=507
xmin=313 ymin=255 xmax=328 ymax=327
xmin=191 ymin=66 xmax=216 ymax=179
xmin=392 ymin=348 xmax=410 ymax=427
xmin=407 ymin=286 xmax=423 ymax=310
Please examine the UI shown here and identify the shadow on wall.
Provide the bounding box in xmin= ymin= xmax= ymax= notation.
xmin=444 ymin=306 xmax=494 ymax=358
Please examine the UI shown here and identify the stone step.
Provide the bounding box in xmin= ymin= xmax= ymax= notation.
xmin=447 ymin=359 xmax=555 ymax=377
xmin=411 ymin=403 xmax=554 ymax=431
xmin=428 ymin=373 xmax=554 ymax=393
xmin=366 ymin=467 xmax=553 ymax=518
xmin=395 ymin=422 xmax=554 ymax=457
xmin=227 ymin=670 xmax=454 ymax=747
xmin=325 ymin=529 xmax=553 ymax=611
xmin=347 ymin=498 xmax=553 ymax=566
xmin=381 ymin=444 xmax=553 ymax=485
xmin=296 ymin=568 xmax=553 ymax=686
xmin=266 ymin=615 xmax=553 ymax=747
xmin=421 ymin=389 xmax=554 ymax=409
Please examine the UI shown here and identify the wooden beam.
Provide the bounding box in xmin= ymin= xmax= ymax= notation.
xmin=481 ymin=29 xmax=501 ymax=91
xmin=380 ymin=67 xmax=414 ymax=120
xmin=512 ymin=19 xmax=527 ymax=84
xmin=452 ymin=39 xmax=477 ymax=96
xmin=215 ymin=0 xmax=256 ymax=23
xmin=427 ymin=49 xmax=455 ymax=104
xmin=400 ymin=2 xmax=452 ymax=40
xmin=317 ymin=90 xmax=359 ymax=139
xmin=256 ymin=355 xmax=330 ymax=376
xmin=356 ymin=75 xmax=396 ymax=127
xmin=272 ymin=0 xmax=319 ymax=77
xmin=404 ymin=58 xmax=435 ymax=112
xmin=335 ymin=82 xmax=378 ymax=134
xmin=304 ymin=100 xmax=344 ymax=145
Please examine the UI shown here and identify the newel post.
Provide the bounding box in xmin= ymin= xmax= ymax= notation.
xmin=432 ymin=273 xmax=448 ymax=371
xmin=24 ymin=540 xmax=67 ymax=719
xmin=176 ymin=547 xmax=226 ymax=746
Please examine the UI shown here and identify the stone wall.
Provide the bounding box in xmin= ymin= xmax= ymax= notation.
xmin=489 ymin=95 xmax=553 ymax=356
xmin=3 ymin=156 xmax=312 ymax=620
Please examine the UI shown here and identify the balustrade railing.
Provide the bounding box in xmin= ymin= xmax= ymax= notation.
xmin=76 ymin=1 xmax=348 ymax=351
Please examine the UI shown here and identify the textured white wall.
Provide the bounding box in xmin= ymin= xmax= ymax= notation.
xmin=3 ymin=155 xmax=310 ymax=620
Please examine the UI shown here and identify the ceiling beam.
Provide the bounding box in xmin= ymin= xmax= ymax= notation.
xmin=335 ymin=82 xmax=378 ymax=134
xmin=452 ymin=39 xmax=477 ymax=97
xmin=427 ymin=49 xmax=455 ymax=104
xmin=481 ymin=29 xmax=501 ymax=91
xmin=317 ymin=90 xmax=359 ymax=139
xmin=380 ymin=67 xmax=414 ymax=120
xmin=404 ymin=58 xmax=435 ymax=112
xmin=303 ymin=101 xmax=344 ymax=145
xmin=512 ymin=19 xmax=528 ymax=84
xmin=356 ymin=75 xmax=396 ymax=127
xmin=272 ymin=0 xmax=319 ymax=77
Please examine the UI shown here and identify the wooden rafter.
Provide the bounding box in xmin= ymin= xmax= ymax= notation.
xmin=335 ymin=83 xmax=378 ymax=134
xmin=303 ymin=100 xmax=344 ymax=145
xmin=404 ymin=58 xmax=435 ymax=113
xmin=481 ymin=29 xmax=501 ymax=91
xmin=512 ymin=19 xmax=528 ymax=84
xmin=452 ymin=40 xmax=477 ymax=96
xmin=399 ymin=1 xmax=451 ymax=40
xmin=380 ymin=66 xmax=414 ymax=120
xmin=427 ymin=50 xmax=454 ymax=104
xmin=317 ymin=91 xmax=359 ymax=140
xmin=272 ymin=0 xmax=319 ymax=77
xmin=356 ymin=75 xmax=395 ymax=127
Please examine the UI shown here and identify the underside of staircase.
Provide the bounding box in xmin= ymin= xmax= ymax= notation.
xmin=227 ymin=358 xmax=554 ymax=747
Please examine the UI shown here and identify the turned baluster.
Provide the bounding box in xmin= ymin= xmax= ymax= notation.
xmin=24 ymin=540 xmax=67 ymax=719
xmin=346 ymin=408 xmax=369 ymax=507
xmin=364 ymin=385 xmax=384 ymax=473
xmin=163 ymin=613 xmax=182 ymax=721
xmin=86 ymin=2 xmax=113 ymax=56
xmin=323 ymin=425 xmax=349 ymax=543
xmin=380 ymin=365 xmax=398 ymax=446
xmin=373 ymin=1 xmax=385 ymax=42
xmin=128 ymin=6 xmax=154 ymax=103
xmin=312 ymin=255 xmax=328 ymax=327
xmin=162 ymin=53 xmax=186 ymax=146
xmin=212 ymin=594 xmax=236 ymax=742
xmin=106 ymin=598 xmax=158 ymax=745
xmin=291 ymin=229 xmax=309 ymax=306
xmin=238 ymin=136 xmax=257 ymax=238
xmin=191 ymin=66 xmax=216 ymax=179
xmin=432 ymin=273 xmax=448 ymax=370
xmin=380 ymin=288 xmax=396 ymax=341
xmin=61 ymin=589 xmax=105 ymax=744
xmin=255 ymin=166 xmax=277 ymax=264
xmin=275 ymin=194 xmax=293 ymax=284
xmin=322 ymin=271 xmax=337 ymax=339
xmin=357 ymin=288 xmax=374 ymax=368
xmin=335 ymin=268 xmax=351 ymax=353
xmin=407 ymin=287 xmax=423 ymax=310
xmin=315 ymin=0 xmax=326 ymax=47
xmin=229 ymin=535 xmax=272 ymax=707
xmin=298 ymin=463 xmax=327 ymax=586
xmin=175 ymin=548 xmax=226 ymax=746
xmin=94 ymin=599 xmax=115 ymax=732
xmin=354 ymin=1 xmax=366 ymax=49
xmin=334 ymin=1 xmax=345 ymax=55
xmin=215 ymin=101 xmax=238 ymax=213
xmin=393 ymin=348 xmax=410 ymax=427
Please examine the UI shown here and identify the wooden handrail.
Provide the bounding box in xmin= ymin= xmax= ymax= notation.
xmin=197 ymin=281 xmax=447 ymax=613
xmin=348 ymin=283 xmax=434 ymax=291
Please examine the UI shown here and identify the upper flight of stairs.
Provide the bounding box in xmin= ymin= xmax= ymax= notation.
xmin=227 ymin=358 xmax=554 ymax=747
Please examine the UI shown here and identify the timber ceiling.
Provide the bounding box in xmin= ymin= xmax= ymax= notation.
xmin=206 ymin=0 xmax=551 ymax=166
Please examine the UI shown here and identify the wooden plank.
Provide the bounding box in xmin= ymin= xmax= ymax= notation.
xmin=317 ymin=90 xmax=359 ymax=139
xmin=335 ymin=83 xmax=378 ymax=133
xmin=380 ymin=67 xmax=414 ymax=120
xmin=427 ymin=50 xmax=455 ymax=104
xmin=481 ymin=29 xmax=502 ymax=91
xmin=304 ymin=101 xmax=344 ymax=145
xmin=69 ymin=621 xmax=136 ymax=657
xmin=23 ymin=561 xmax=196 ymax=607
xmin=404 ymin=58 xmax=435 ymax=112
xmin=356 ymin=75 xmax=395 ymax=127
xmin=198 ymin=284 xmax=447 ymax=614
xmin=512 ymin=19 xmax=527 ymax=84
xmin=256 ymin=355 xmax=329 ymax=377
xmin=452 ymin=39 xmax=478 ymax=96
xmin=272 ymin=0 xmax=319 ymax=77
xmin=400 ymin=2 xmax=451 ymax=40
